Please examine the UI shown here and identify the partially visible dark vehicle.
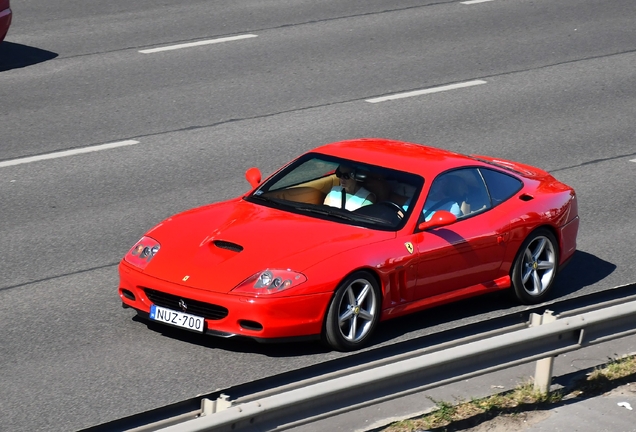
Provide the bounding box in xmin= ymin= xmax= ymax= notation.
xmin=0 ymin=0 xmax=11 ymax=43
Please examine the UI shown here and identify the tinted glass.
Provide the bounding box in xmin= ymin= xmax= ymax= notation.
xmin=247 ymin=153 xmax=424 ymax=231
xmin=420 ymin=168 xmax=491 ymax=223
xmin=479 ymin=168 xmax=523 ymax=205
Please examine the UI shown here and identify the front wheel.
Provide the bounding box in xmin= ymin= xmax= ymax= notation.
xmin=323 ymin=271 xmax=381 ymax=351
xmin=511 ymin=228 xmax=559 ymax=304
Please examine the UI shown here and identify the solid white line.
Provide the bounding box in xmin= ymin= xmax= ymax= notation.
xmin=365 ymin=80 xmax=487 ymax=103
xmin=461 ymin=0 xmax=494 ymax=4
xmin=0 ymin=140 xmax=140 ymax=168
xmin=139 ymin=34 xmax=258 ymax=54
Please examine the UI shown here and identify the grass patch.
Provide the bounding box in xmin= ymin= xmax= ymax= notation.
xmin=378 ymin=354 xmax=636 ymax=432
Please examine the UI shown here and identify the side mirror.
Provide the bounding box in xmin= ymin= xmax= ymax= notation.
xmin=245 ymin=167 xmax=262 ymax=188
xmin=417 ymin=210 xmax=457 ymax=231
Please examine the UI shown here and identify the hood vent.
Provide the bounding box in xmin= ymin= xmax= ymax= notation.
xmin=213 ymin=240 xmax=244 ymax=253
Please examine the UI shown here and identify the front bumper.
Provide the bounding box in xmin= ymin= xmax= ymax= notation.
xmin=118 ymin=261 xmax=333 ymax=341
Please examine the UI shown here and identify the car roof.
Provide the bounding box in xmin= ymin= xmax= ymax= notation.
xmin=311 ymin=138 xmax=476 ymax=176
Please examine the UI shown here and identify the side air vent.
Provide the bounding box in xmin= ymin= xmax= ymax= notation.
xmin=519 ymin=193 xmax=534 ymax=201
xmin=213 ymin=240 xmax=244 ymax=253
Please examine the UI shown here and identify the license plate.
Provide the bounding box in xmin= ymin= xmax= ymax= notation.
xmin=150 ymin=305 xmax=205 ymax=333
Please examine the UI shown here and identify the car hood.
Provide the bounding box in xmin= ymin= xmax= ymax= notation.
xmin=141 ymin=198 xmax=393 ymax=292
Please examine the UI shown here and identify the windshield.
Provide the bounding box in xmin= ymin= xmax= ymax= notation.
xmin=246 ymin=153 xmax=423 ymax=230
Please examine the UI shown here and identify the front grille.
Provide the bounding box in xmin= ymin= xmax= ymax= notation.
xmin=144 ymin=288 xmax=229 ymax=320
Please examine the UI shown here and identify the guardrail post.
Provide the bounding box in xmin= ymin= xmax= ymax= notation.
xmin=200 ymin=394 xmax=232 ymax=416
xmin=200 ymin=398 xmax=214 ymax=416
xmin=532 ymin=310 xmax=557 ymax=393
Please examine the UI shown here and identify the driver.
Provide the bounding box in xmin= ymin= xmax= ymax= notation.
xmin=422 ymin=174 xmax=467 ymax=221
xmin=323 ymin=165 xmax=375 ymax=211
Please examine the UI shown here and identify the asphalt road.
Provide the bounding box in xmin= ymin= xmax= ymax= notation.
xmin=1 ymin=1 xmax=635 ymax=431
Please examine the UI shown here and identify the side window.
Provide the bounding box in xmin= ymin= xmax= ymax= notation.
xmin=460 ymin=168 xmax=491 ymax=215
xmin=479 ymin=168 xmax=523 ymax=206
xmin=420 ymin=168 xmax=493 ymax=223
xmin=421 ymin=170 xmax=470 ymax=222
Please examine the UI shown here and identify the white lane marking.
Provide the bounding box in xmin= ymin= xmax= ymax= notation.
xmin=139 ymin=34 xmax=258 ymax=54
xmin=366 ymin=80 xmax=487 ymax=103
xmin=630 ymin=158 xmax=636 ymax=163
xmin=0 ymin=140 xmax=140 ymax=168
xmin=461 ymin=0 xmax=495 ymax=4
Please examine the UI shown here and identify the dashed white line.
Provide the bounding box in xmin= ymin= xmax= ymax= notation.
xmin=630 ymin=159 xmax=636 ymax=163
xmin=139 ymin=34 xmax=258 ymax=54
xmin=461 ymin=0 xmax=495 ymax=4
xmin=0 ymin=140 xmax=140 ymax=168
xmin=365 ymin=80 xmax=487 ymax=103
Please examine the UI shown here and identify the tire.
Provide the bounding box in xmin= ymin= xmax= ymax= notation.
xmin=323 ymin=271 xmax=381 ymax=351
xmin=511 ymin=228 xmax=559 ymax=304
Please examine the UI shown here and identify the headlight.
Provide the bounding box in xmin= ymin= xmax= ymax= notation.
xmin=124 ymin=236 xmax=160 ymax=269
xmin=232 ymin=269 xmax=307 ymax=296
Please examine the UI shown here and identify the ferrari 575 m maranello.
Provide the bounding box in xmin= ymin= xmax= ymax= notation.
xmin=118 ymin=138 xmax=579 ymax=351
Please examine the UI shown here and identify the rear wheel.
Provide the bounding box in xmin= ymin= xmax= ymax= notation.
xmin=323 ymin=271 xmax=381 ymax=351
xmin=511 ymin=228 xmax=559 ymax=304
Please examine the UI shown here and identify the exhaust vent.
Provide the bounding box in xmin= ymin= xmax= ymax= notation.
xmin=213 ymin=240 xmax=244 ymax=253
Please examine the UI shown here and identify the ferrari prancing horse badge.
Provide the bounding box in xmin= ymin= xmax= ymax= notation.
xmin=405 ymin=242 xmax=414 ymax=254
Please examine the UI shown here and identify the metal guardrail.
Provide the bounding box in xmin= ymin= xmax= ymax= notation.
xmin=81 ymin=284 xmax=636 ymax=432
xmin=156 ymin=289 xmax=636 ymax=432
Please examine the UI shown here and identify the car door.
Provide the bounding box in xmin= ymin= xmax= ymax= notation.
xmin=412 ymin=168 xmax=510 ymax=300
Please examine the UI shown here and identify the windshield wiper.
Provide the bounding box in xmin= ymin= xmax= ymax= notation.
xmin=295 ymin=206 xmax=355 ymax=221
xmin=249 ymin=194 xmax=280 ymax=205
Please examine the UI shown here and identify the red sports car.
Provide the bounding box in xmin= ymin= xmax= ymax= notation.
xmin=118 ymin=138 xmax=579 ymax=351
xmin=0 ymin=0 xmax=11 ymax=43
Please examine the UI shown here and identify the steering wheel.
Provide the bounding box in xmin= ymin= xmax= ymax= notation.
xmin=377 ymin=201 xmax=405 ymax=218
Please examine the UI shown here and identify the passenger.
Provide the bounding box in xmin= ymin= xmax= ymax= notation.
xmin=323 ymin=165 xmax=375 ymax=211
xmin=422 ymin=175 xmax=467 ymax=221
